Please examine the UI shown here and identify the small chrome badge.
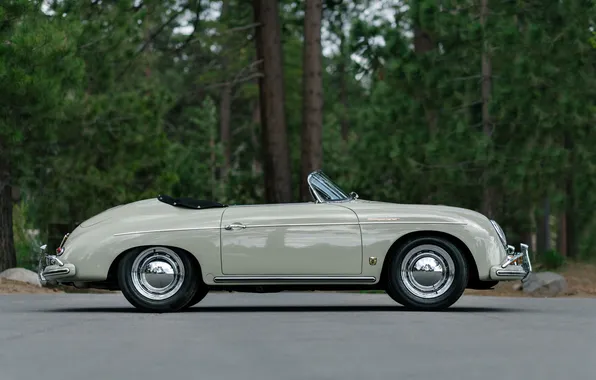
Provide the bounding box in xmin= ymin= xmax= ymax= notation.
xmin=369 ymin=257 xmax=377 ymax=266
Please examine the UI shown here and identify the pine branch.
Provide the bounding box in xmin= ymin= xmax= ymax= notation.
xmin=449 ymin=75 xmax=483 ymax=82
xmin=116 ymin=4 xmax=191 ymax=79
xmin=205 ymin=72 xmax=264 ymax=90
xmin=225 ymin=22 xmax=261 ymax=34
xmin=177 ymin=22 xmax=261 ymax=50
xmin=176 ymin=0 xmax=203 ymax=52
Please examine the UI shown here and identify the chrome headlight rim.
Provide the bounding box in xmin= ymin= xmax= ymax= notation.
xmin=490 ymin=219 xmax=507 ymax=247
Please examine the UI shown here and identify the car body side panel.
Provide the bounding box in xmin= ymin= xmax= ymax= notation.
xmin=59 ymin=199 xmax=225 ymax=283
xmin=339 ymin=200 xmax=506 ymax=280
xmin=220 ymin=203 xmax=362 ymax=275
xmin=59 ymin=198 xmax=505 ymax=285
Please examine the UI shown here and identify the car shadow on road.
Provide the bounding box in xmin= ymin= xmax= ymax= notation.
xmin=36 ymin=305 xmax=531 ymax=314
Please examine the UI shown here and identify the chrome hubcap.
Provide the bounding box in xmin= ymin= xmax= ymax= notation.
xmin=131 ymin=247 xmax=185 ymax=301
xmin=400 ymin=244 xmax=455 ymax=299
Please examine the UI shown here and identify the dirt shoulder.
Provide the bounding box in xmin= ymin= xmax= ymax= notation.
xmin=0 ymin=278 xmax=113 ymax=294
xmin=0 ymin=278 xmax=62 ymax=294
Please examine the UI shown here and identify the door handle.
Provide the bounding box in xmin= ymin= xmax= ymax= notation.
xmin=224 ymin=222 xmax=246 ymax=230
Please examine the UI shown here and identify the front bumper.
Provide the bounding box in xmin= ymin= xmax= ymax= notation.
xmin=37 ymin=244 xmax=76 ymax=286
xmin=489 ymin=243 xmax=533 ymax=282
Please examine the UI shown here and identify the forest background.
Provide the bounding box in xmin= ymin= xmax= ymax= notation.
xmin=1 ymin=0 xmax=595 ymax=273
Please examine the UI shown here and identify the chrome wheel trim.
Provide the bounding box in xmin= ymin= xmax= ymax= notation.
xmin=399 ymin=244 xmax=455 ymax=299
xmin=130 ymin=247 xmax=185 ymax=301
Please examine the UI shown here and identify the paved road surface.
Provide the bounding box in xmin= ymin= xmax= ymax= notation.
xmin=0 ymin=292 xmax=594 ymax=380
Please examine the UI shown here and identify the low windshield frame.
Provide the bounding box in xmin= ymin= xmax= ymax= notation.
xmin=307 ymin=170 xmax=351 ymax=203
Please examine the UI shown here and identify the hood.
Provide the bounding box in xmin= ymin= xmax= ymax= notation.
xmin=343 ymin=199 xmax=490 ymax=225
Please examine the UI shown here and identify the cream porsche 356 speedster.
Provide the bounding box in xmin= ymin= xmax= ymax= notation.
xmin=38 ymin=170 xmax=532 ymax=312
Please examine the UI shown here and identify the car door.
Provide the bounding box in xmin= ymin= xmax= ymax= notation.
xmin=220 ymin=202 xmax=362 ymax=275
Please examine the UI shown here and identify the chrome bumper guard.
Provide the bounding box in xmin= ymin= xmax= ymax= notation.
xmin=37 ymin=244 xmax=76 ymax=286
xmin=489 ymin=243 xmax=533 ymax=282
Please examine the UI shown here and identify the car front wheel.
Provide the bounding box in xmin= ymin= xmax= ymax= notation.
xmin=181 ymin=285 xmax=209 ymax=309
xmin=386 ymin=236 xmax=468 ymax=311
xmin=118 ymin=246 xmax=200 ymax=312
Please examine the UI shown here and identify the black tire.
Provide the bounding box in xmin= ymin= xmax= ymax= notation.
xmin=181 ymin=285 xmax=209 ymax=309
xmin=118 ymin=246 xmax=201 ymax=313
xmin=468 ymin=280 xmax=499 ymax=290
xmin=386 ymin=236 xmax=468 ymax=311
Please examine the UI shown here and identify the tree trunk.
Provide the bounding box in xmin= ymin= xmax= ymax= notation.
xmin=219 ymin=0 xmax=232 ymax=177
xmin=564 ymin=130 xmax=576 ymax=257
xmin=542 ymin=197 xmax=552 ymax=251
xmin=252 ymin=0 xmax=293 ymax=203
xmin=412 ymin=2 xmax=438 ymax=203
xmin=0 ymin=171 xmax=16 ymax=272
xmin=210 ymin=117 xmax=217 ymax=196
xmin=220 ymin=84 xmax=232 ymax=175
xmin=412 ymin=1 xmax=437 ymax=135
xmin=565 ymin=197 xmax=576 ymax=258
xmin=251 ymin=98 xmax=263 ymax=176
xmin=480 ymin=0 xmax=494 ymax=218
xmin=413 ymin=27 xmax=434 ymax=53
xmin=299 ymin=0 xmax=324 ymax=201
xmin=338 ymin=32 xmax=349 ymax=142
xmin=557 ymin=212 xmax=567 ymax=256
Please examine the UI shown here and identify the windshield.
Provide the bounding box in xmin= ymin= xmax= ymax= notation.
xmin=307 ymin=171 xmax=350 ymax=202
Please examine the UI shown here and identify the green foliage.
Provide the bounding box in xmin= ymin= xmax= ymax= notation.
xmin=0 ymin=0 xmax=85 ymax=169
xmin=3 ymin=0 xmax=596 ymax=267
xmin=0 ymin=0 xmax=86 ymax=268
xmin=12 ymin=202 xmax=40 ymax=270
xmin=538 ymin=249 xmax=567 ymax=271
xmin=167 ymin=97 xmax=223 ymax=200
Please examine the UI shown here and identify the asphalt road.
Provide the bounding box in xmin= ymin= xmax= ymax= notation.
xmin=0 ymin=292 xmax=594 ymax=380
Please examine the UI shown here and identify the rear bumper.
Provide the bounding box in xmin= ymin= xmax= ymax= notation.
xmin=38 ymin=245 xmax=77 ymax=286
xmin=489 ymin=243 xmax=532 ymax=282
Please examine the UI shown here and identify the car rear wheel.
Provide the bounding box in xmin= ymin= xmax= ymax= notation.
xmin=118 ymin=246 xmax=200 ymax=312
xmin=386 ymin=236 xmax=468 ymax=311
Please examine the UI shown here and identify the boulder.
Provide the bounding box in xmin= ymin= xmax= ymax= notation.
xmin=522 ymin=272 xmax=567 ymax=297
xmin=0 ymin=267 xmax=41 ymax=287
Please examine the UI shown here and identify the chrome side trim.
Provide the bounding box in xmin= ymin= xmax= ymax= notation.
xmin=359 ymin=221 xmax=466 ymax=225
xmin=213 ymin=276 xmax=377 ymax=284
xmin=495 ymin=269 xmax=525 ymax=276
xmin=500 ymin=252 xmax=524 ymax=268
xmin=224 ymin=221 xmax=465 ymax=229
xmin=43 ymin=267 xmax=71 ymax=277
xmin=114 ymin=227 xmax=219 ymax=236
xmin=241 ymin=222 xmax=358 ymax=228
xmin=44 ymin=255 xmax=64 ymax=267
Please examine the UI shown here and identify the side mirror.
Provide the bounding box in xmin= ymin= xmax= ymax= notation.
xmin=350 ymin=191 xmax=359 ymax=199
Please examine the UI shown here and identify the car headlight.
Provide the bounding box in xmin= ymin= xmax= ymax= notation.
xmin=490 ymin=220 xmax=507 ymax=247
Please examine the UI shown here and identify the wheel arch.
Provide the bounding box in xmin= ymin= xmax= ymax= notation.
xmin=379 ymin=230 xmax=479 ymax=288
xmin=106 ymin=245 xmax=204 ymax=286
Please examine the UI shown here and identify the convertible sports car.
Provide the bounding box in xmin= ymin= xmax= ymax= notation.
xmin=38 ymin=170 xmax=532 ymax=312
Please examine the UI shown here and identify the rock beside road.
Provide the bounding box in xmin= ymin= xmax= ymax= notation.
xmin=521 ymin=272 xmax=568 ymax=297
xmin=0 ymin=267 xmax=41 ymax=287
